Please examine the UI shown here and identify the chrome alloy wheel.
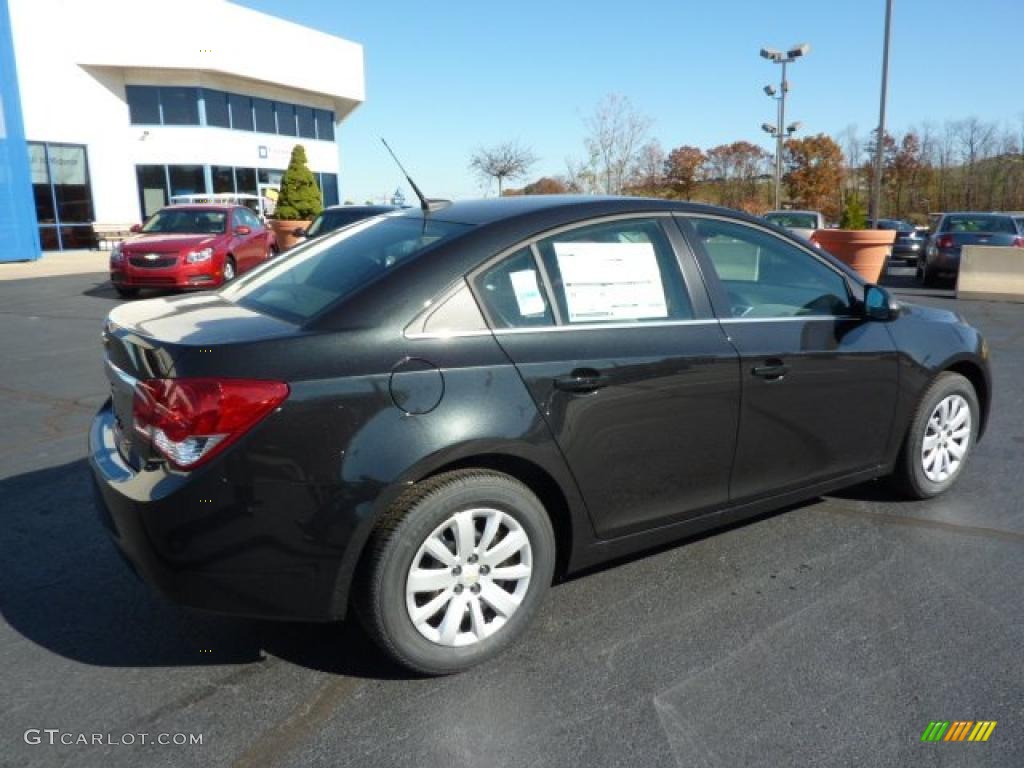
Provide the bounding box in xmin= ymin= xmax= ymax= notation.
xmin=405 ymin=508 xmax=533 ymax=647
xmin=223 ymin=259 xmax=236 ymax=281
xmin=921 ymin=394 xmax=971 ymax=483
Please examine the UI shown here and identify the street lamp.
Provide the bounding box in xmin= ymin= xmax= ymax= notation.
xmin=760 ymin=42 xmax=810 ymax=209
xmin=870 ymin=0 xmax=893 ymax=224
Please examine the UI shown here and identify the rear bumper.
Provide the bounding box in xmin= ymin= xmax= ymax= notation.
xmin=927 ymin=249 xmax=961 ymax=272
xmin=88 ymin=401 xmax=354 ymax=621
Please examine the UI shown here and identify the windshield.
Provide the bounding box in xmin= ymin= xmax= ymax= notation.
xmin=222 ymin=216 xmax=471 ymax=323
xmin=765 ymin=212 xmax=818 ymax=230
xmin=306 ymin=209 xmax=383 ymax=238
xmin=942 ymin=214 xmax=1017 ymax=234
xmin=143 ymin=209 xmax=227 ymax=235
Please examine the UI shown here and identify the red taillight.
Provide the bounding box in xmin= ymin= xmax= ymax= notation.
xmin=132 ymin=378 xmax=289 ymax=469
xmin=936 ymin=234 xmax=955 ymax=249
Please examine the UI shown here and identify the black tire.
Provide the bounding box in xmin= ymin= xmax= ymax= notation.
xmin=355 ymin=469 xmax=556 ymax=675
xmin=921 ymin=264 xmax=937 ymax=287
xmin=890 ymin=372 xmax=979 ymax=499
xmin=114 ymin=285 xmax=139 ymax=299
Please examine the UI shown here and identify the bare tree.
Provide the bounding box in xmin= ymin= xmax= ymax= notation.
xmin=628 ymin=140 xmax=667 ymax=195
xmin=582 ymin=94 xmax=652 ymax=194
xmin=469 ymin=141 xmax=538 ymax=196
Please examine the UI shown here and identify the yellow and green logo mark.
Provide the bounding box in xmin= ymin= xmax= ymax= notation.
xmin=921 ymin=721 xmax=997 ymax=742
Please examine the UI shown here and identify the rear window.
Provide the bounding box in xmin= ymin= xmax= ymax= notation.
xmin=941 ymin=215 xmax=1016 ymax=234
xmin=306 ymin=209 xmax=383 ymax=238
xmin=221 ymin=216 xmax=470 ymax=323
xmin=765 ymin=212 xmax=818 ymax=230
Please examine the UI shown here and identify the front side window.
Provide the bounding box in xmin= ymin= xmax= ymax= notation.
xmin=474 ymin=248 xmax=554 ymax=329
xmin=223 ymin=217 xmax=470 ymax=323
xmin=691 ymin=217 xmax=852 ymax=319
xmin=535 ymin=218 xmax=693 ymax=324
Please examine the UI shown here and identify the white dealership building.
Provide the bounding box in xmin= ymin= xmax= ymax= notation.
xmin=2 ymin=0 xmax=364 ymax=254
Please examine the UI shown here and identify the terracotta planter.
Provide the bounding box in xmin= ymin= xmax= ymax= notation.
xmin=810 ymin=228 xmax=896 ymax=284
xmin=268 ymin=219 xmax=312 ymax=252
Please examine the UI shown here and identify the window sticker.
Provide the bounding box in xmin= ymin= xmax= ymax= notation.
xmin=553 ymin=242 xmax=668 ymax=322
xmin=509 ymin=269 xmax=547 ymax=317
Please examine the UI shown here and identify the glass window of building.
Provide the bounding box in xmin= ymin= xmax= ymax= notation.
xmin=126 ymin=85 xmax=161 ymax=124
xmin=296 ymin=106 xmax=316 ymax=139
xmin=235 ymin=167 xmax=258 ymax=195
xmin=29 ymin=143 xmax=55 ymax=223
xmin=160 ymin=87 xmax=200 ymax=125
xmin=136 ymin=166 xmax=168 ymax=218
xmin=229 ymin=93 xmax=253 ymax=131
xmin=212 ymin=166 xmax=235 ymax=194
xmin=29 ymin=142 xmax=96 ymax=250
xmin=258 ymin=169 xmax=284 ymax=186
xmin=253 ymin=98 xmax=276 ymax=133
xmin=315 ymin=109 xmax=335 ymax=141
xmin=320 ymin=173 xmax=339 ymax=206
xmin=275 ymin=102 xmax=297 ymax=136
xmin=168 ymin=165 xmax=206 ymax=197
xmin=49 ymin=144 xmax=94 ymax=223
xmin=204 ymin=89 xmax=230 ymax=128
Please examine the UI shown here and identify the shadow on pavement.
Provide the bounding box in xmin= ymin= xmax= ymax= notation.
xmin=0 ymin=459 xmax=410 ymax=680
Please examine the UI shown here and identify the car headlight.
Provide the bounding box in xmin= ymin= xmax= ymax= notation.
xmin=186 ymin=248 xmax=213 ymax=264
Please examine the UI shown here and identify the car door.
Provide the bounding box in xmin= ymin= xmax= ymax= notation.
xmin=678 ymin=214 xmax=899 ymax=501
xmin=229 ymin=208 xmax=259 ymax=270
xmin=470 ymin=215 xmax=741 ymax=538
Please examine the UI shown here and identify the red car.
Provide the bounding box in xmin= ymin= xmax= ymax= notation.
xmin=110 ymin=205 xmax=277 ymax=298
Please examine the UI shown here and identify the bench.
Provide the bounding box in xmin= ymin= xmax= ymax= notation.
xmin=92 ymin=224 xmax=137 ymax=250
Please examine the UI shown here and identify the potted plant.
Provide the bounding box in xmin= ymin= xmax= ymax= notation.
xmin=810 ymin=195 xmax=896 ymax=283
xmin=268 ymin=145 xmax=322 ymax=251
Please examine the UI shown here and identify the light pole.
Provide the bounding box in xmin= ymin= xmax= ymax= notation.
xmin=870 ymin=0 xmax=893 ymax=224
xmin=760 ymin=43 xmax=810 ymax=210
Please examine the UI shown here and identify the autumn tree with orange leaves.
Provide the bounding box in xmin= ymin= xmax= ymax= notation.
xmin=783 ymin=134 xmax=844 ymax=220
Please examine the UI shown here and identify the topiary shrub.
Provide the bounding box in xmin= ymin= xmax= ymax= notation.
xmin=839 ymin=195 xmax=867 ymax=230
xmin=274 ymin=145 xmax=322 ymax=221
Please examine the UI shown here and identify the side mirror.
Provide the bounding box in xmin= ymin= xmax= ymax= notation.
xmin=864 ymin=284 xmax=900 ymax=321
xmin=234 ymin=225 xmax=251 ymax=236
xmin=129 ymin=224 xmax=142 ymax=233
xmin=292 ymin=227 xmax=306 ymax=238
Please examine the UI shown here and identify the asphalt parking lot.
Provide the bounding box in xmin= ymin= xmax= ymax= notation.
xmin=1 ymin=266 xmax=1022 ymax=767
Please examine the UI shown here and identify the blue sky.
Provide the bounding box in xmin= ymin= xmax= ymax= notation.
xmin=239 ymin=0 xmax=1022 ymax=203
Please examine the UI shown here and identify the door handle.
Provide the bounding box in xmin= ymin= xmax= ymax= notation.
xmin=553 ymin=370 xmax=610 ymax=393
xmin=751 ymin=361 xmax=790 ymax=380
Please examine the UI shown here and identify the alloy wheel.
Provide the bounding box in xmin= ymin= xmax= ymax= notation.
xmin=921 ymin=394 xmax=971 ymax=483
xmin=405 ymin=507 xmax=532 ymax=647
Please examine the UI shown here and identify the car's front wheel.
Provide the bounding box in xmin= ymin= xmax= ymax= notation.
xmin=222 ymin=256 xmax=236 ymax=283
xmin=891 ymin=372 xmax=979 ymax=499
xmin=356 ymin=470 xmax=556 ymax=675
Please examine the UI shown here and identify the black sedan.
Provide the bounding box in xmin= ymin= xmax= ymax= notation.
xmin=90 ymin=196 xmax=992 ymax=674
xmin=872 ymin=218 xmax=927 ymax=264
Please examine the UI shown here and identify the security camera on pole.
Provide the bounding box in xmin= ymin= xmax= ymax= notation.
xmin=760 ymin=43 xmax=810 ymax=210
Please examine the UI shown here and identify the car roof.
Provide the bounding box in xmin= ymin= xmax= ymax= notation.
xmin=390 ymin=195 xmax=768 ymax=228
xmin=322 ymin=205 xmax=397 ymax=213
xmin=764 ymin=209 xmax=819 ymax=215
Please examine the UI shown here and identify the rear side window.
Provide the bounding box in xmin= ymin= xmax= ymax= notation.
xmin=535 ymin=218 xmax=693 ymax=323
xmin=474 ymin=248 xmax=554 ymax=329
xmin=223 ymin=217 xmax=470 ymax=323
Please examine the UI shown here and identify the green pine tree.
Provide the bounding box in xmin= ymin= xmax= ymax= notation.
xmin=274 ymin=145 xmax=322 ymax=220
xmin=839 ymin=195 xmax=867 ymax=230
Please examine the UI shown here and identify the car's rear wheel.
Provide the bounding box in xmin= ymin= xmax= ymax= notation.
xmin=114 ymin=285 xmax=139 ymax=299
xmin=890 ymin=372 xmax=978 ymax=499
xmin=356 ymin=469 xmax=556 ymax=675
xmin=222 ymin=256 xmax=236 ymax=283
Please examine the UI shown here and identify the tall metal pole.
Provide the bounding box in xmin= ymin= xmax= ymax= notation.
xmin=775 ymin=61 xmax=787 ymax=210
xmin=870 ymin=0 xmax=893 ymax=223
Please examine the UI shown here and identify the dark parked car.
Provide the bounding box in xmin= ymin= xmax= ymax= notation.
xmin=870 ymin=218 xmax=927 ymax=264
xmin=917 ymin=212 xmax=1024 ymax=285
xmin=110 ymin=205 xmax=276 ymax=298
xmin=295 ymin=204 xmax=398 ymax=242
xmin=91 ymin=196 xmax=991 ymax=674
